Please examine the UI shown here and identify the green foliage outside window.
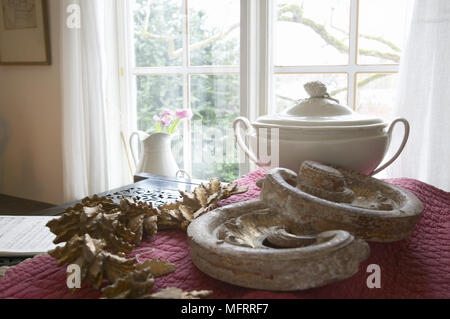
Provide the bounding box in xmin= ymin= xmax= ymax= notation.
xmin=133 ymin=0 xmax=240 ymax=182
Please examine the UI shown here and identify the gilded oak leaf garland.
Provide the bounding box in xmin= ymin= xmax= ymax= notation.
xmin=48 ymin=234 xmax=137 ymax=289
xmin=45 ymin=179 xmax=248 ymax=299
xmin=147 ymin=287 xmax=213 ymax=299
xmin=157 ymin=179 xmax=248 ymax=230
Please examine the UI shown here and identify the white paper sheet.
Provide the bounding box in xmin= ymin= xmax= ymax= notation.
xmin=0 ymin=216 xmax=61 ymax=256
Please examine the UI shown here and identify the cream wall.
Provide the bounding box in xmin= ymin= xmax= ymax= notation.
xmin=0 ymin=0 xmax=63 ymax=205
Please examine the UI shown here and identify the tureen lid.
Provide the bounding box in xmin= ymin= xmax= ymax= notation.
xmin=254 ymin=81 xmax=385 ymax=129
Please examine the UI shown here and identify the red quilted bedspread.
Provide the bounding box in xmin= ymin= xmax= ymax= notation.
xmin=1 ymin=169 xmax=449 ymax=299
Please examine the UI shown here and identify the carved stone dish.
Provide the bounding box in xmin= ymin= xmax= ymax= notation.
xmin=260 ymin=162 xmax=424 ymax=242
xmin=188 ymin=200 xmax=370 ymax=291
xmin=188 ymin=161 xmax=423 ymax=291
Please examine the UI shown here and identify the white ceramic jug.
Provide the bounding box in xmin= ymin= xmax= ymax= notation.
xmin=129 ymin=131 xmax=184 ymax=178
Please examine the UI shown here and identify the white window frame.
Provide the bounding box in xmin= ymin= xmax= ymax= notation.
xmin=118 ymin=0 xmax=241 ymax=177
xmin=117 ymin=0 xmax=403 ymax=177
xmin=264 ymin=0 xmax=400 ymax=113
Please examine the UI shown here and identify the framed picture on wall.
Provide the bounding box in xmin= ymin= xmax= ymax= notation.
xmin=0 ymin=0 xmax=51 ymax=65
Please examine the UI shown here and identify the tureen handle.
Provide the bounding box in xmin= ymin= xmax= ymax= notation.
xmin=370 ymin=118 xmax=410 ymax=176
xmin=233 ymin=117 xmax=264 ymax=166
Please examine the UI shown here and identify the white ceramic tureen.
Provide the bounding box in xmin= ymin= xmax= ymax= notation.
xmin=233 ymin=81 xmax=410 ymax=175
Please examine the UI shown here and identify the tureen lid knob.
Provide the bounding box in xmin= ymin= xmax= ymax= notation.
xmin=304 ymin=81 xmax=339 ymax=103
xmin=304 ymin=81 xmax=328 ymax=98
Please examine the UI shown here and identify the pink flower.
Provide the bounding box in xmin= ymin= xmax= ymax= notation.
xmin=154 ymin=109 xmax=174 ymax=127
xmin=160 ymin=117 xmax=172 ymax=126
xmin=161 ymin=109 xmax=173 ymax=118
xmin=175 ymin=109 xmax=193 ymax=120
xmin=153 ymin=115 xmax=161 ymax=123
xmin=154 ymin=108 xmax=192 ymax=133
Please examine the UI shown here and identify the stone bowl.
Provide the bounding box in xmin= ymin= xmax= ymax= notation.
xmin=259 ymin=165 xmax=424 ymax=242
xmin=187 ymin=200 xmax=370 ymax=291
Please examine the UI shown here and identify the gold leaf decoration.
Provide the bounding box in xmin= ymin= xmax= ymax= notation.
xmin=47 ymin=197 xmax=159 ymax=253
xmin=135 ymin=258 xmax=176 ymax=278
xmin=118 ymin=198 xmax=159 ymax=239
xmin=45 ymin=176 xmax=243 ymax=298
xmin=147 ymin=287 xmax=213 ymax=299
xmin=47 ymin=206 xmax=134 ymax=253
xmin=157 ymin=179 xmax=248 ymax=230
xmin=101 ymin=268 xmax=155 ymax=299
xmin=101 ymin=259 xmax=177 ymax=299
xmin=49 ymin=233 xmax=176 ymax=291
xmin=48 ymin=234 xmax=135 ymax=289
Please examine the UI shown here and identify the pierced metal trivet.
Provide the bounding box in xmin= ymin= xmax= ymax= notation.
xmin=104 ymin=186 xmax=182 ymax=207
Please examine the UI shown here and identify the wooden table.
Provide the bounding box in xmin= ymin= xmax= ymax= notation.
xmin=0 ymin=195 xmax=54 ymax=215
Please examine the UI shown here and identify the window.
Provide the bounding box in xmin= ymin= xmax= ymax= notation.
xmin=122 ymin=0 xmax=240 ymax=181
xmin=272 ymin=0 xmax=411 ymax=119
xmin=120 ymin=0 xmax=411 ymax=181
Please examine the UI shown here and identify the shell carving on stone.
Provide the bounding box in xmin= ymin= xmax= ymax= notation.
xmin=216 ymin=211 xmax=319 ymax=249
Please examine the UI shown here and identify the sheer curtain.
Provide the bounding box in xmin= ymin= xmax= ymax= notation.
xmin=61 ymin=0 xmax=131 ymax=201
xmin=387 ymin=0 xmax=450 ymax=191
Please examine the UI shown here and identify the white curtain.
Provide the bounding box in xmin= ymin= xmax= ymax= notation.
xmin=387 ymin=0 xmax=450 ymax=191
xmin=61 ymin=0 xmax=131 ymax=202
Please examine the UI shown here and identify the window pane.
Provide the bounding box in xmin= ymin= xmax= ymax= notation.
xmin=189 ymin=0 xmax=240 ymax=66
xmin=133 ymin=0 xmax=183 ymax=67
xmin=275 ymin=0 xmax=350 ymax=66
xmin=356 ymin=73 xmax=398 ymax=121
xmin=190 ymin=74 xmax=240 ymax=181
xmin=136 ymin=75 xmax=184 ymax=168
xmin=274 ymin=73 xmax=348 ymax=114
xmin=357 ymin=0 xmax=410 ymax=65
